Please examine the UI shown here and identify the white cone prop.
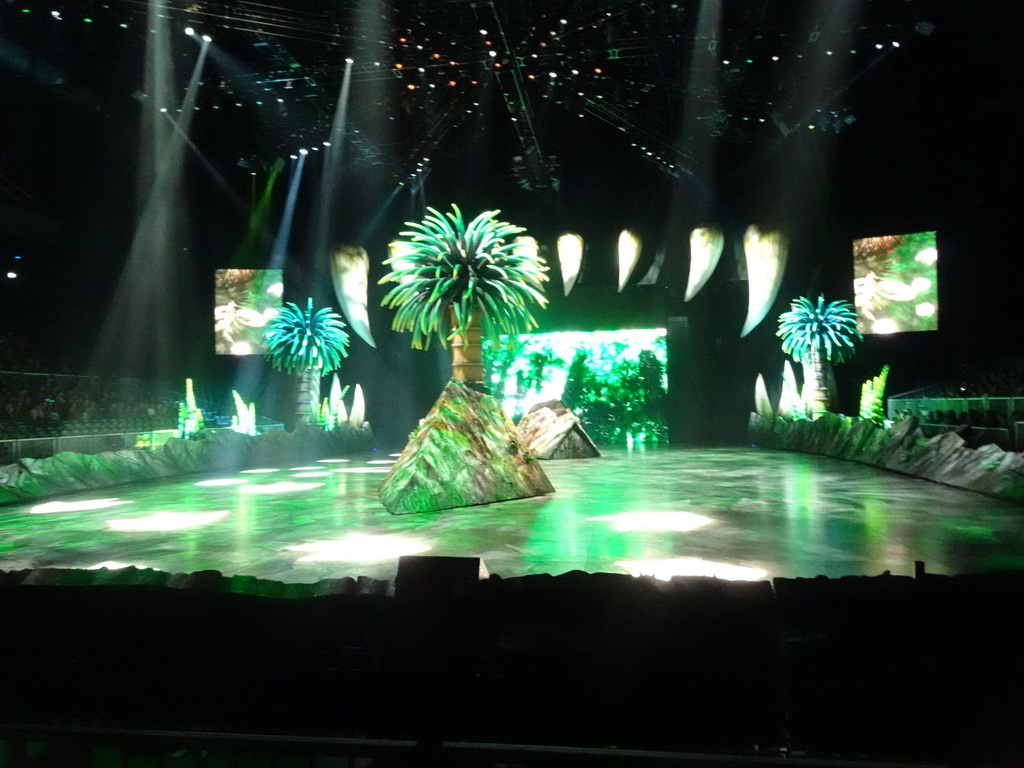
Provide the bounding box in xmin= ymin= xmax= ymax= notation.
xmin=557 ymin=233 xmax=583 ymax=296
xmin=617 ymin=230 xmax=641 ymax=292
xmin=685 ymin=227 xmax=724 ymax=302
xmin=348 ymin=383 xmax=365 ymax=428
xmin=740 ymin=226 xmax=787 ymax=338
xmin=778 ymin=360 xmax=799 ymax=419
xmin=329 ymin=374 xmax=348 ymax=423
xmin=329 ymin=374 xmax=343 ymax=411
xmin=330 ymin=244 xmax=376 ymax=348
xmin=754 ymin=373 xmax=773 ymax=419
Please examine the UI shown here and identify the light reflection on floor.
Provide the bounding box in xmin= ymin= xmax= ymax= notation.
xmin=1 ymin=446 xmax=1023 ymax=584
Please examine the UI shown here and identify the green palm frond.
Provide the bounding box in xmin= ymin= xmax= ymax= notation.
xmin=264 ymin=297 xmax=350 ymax=374
xmin=380 ymin=204 xmax=549 ymax=349
xmin=777 ymin=295 xmax=862 ymax=364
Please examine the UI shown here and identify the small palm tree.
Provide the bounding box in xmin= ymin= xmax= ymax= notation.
xmin=777 ymin=295 xmax=861 ymax=418
xmin=380 ymin=204 xmax=548 ymax=388
xmin=264 ymin=297 xmax=350 ymax=426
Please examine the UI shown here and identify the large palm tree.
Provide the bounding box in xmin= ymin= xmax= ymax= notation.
xmin=380 ymin=204 xmax=548 ymax=388
xmin=264 ymin=297 xmax=350 ymax=426
xmin=777 ymin=295 xmax=861 ymax=418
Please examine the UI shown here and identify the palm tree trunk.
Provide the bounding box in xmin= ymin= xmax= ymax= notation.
xmin=450 ymin=309 xmax=485 ymax=389
xmin=807 ymin=347 xmax=830 ymax=419
xmin=295 ymin=368 xmax=321 ymax=427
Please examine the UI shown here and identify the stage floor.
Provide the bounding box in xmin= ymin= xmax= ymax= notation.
xmin=2 ymin=445 xmax=1023 ymax=583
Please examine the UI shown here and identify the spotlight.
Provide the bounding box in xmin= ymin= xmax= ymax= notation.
xmin=299 ymin=148 xmax=309 ymax=154
xmin=6 ymin=272 xmax=16 ymax=279
xmin=345 ymin=57 xmax=354 ymax=64
xmin=322 ymin=141 xmax=331 ymax=146
xmin=202 ymin=34 xmax=212 ymax=42
xmin=290 ymin=154 xmax=298 ymax=159
xmin=184 ymin=27 xmax=195 ymax=36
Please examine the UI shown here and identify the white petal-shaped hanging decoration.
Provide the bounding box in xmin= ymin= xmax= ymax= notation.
xmin=740 ymin=226 xmax=787 ymax=338
xmin=557 ymin=233 xmax=583 ymax=296
xmin=685 ymin=227 xmax=724 ymax=302
xmin=617 ymin=230 xmax=641 ymax=292
xmin=330 ymin=244 xmax=376 ymax=348
xmin=387 ymin=241 xmax=417 ymax=284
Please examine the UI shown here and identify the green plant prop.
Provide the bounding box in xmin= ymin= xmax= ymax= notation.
xmin=178 ymin=378 xmax=204 ymax=438
xmin=561 ymin=350 xmax=589 ymax=411
xmin=777 ymin=295 xmax=861 ymax=419
xmin=231 ymin=390 xmax=257 ymax=436
xmin=483 ymin=330 xmax=668 ymax=442
xmin=264 ymin=297 xmax=350 ymax=426
xmin=318 ymin=385 xmax=351 ymax=431
xmin=860 ymin=365 xmax=890 ymax=426
xmin=380 ymin=204 xmax=548 ymax=387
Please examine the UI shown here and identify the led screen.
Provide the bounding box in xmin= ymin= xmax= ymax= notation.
xmin=483 ymin=328 xmax=667 ymax=444
xmin=853 ymin=231 xmax=938 ymax=334
xmin=214 ymin=269 xmax=284 ymax=355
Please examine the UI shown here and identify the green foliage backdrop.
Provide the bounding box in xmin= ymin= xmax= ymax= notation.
xmin=484 ymin=329 xmax=668 ymax=443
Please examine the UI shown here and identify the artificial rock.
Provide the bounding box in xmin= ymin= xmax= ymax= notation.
xmin=378 ymin=379 xmax=554 ymax=514
xmin=517 ymin=400 xmax=600 ymax=460
xmin=750 ymin=413 xmax=1024 ymax=504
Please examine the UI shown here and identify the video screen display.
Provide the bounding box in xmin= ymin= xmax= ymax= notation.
xmin=853 ymin=231 xmax=938 ymax=334
xmin=214 ymin=269 xmax=284 ymax=355
xmin=483 ymin=328 xmax=667 ymax=443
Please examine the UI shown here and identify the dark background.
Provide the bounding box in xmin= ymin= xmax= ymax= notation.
xmin=1 ymin=0 xmax=1021 ymax=448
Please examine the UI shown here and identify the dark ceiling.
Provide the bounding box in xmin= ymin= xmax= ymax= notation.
xmin=4 ymin=0 xmax=1018 ymax=206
